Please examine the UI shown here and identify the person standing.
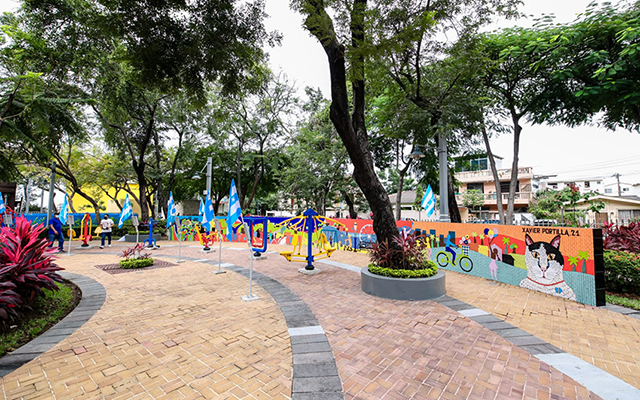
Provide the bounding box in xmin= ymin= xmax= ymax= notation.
xmin=48 ymin=212 xmax=64 ymax=252
xmin=100 ymin=214 xmax=115 ymax=249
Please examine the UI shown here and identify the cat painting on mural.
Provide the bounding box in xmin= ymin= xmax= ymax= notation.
xmin=519 ymin=234 xmax=577 ymax=301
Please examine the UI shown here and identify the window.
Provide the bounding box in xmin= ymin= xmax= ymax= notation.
xmin=467 ymin=183 xmax=484 ymax=193
xmin=597 ymin=181 xmax=602 ymax=185
xmin=605 ymin=188 xmax=613 ymax=194
xmin=500 ymin=181 xmax=520 ymax=193
xmin=550 ymin=183 xmax=558 ymax=189
xmin=619 ymin=210 xmax=640 ymax=221
xmin=584 ymin=181 xmax=590 ymax=188
xmin=624 ymin=187 xmax=630 ymax=192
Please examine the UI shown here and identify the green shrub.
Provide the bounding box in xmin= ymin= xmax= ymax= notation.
xmin=604 ymin=250 xmax=640 ymax=294
xmin=368 ymin=261 xmax=438 ymax=279
xmin=119 ymin=258 xmax=154 ymax=269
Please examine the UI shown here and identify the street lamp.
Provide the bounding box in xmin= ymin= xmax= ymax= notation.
xmin=192 ymin=157 xmax=212 ymax=196
xmin=437 ymin=129 xmax=450 ymax=222
xmin=409 ymin=145 xmax=425 ymax=160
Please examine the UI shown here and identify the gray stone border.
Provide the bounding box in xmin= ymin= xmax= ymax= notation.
xmin=0 ymin=272 xmax=106 ymax=378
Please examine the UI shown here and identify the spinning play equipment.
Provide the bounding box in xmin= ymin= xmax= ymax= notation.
xmin=80 ymin=213 xmax=92 ymax=247
xmin=277 ymin=209 xmax=343 ymax=270
xmin=245 ymin=216 xmax=268 ymax=257
xmin=142 ymin=218 xmax=159 ymax=249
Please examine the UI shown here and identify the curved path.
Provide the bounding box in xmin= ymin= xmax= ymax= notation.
xmin=2 ymin=241 xmax=639 ymax=399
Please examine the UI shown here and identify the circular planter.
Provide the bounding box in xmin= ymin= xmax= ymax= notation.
xmin=361 ymin=267 xmax=446 ymax=300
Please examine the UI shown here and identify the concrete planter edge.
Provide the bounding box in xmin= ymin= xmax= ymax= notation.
xmin=361 ymin=266 xmax=446 ymax=301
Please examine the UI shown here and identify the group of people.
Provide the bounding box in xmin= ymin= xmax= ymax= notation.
xmin=47 ymin=213 xmax=116 ymax=251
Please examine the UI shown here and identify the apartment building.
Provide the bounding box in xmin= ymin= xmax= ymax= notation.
xmin=454 ymin=154 xmax=534 ymax=220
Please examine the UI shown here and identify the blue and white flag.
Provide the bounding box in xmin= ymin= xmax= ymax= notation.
xmin=226 ymin=179 xmax=242 ymax=240
xmin=0 ymin=192 xmax=5 ymax=214
xmin=60 ymin=194 xmax=69 ymax=223
xmin=166 ymin=191 xmax=177 ymax=228
xmin=198 ymin=197 xmax=205 ymax=217
xmin=421 ymin=184 xmax=436 ymax=218
xmin=202 ymin=191 xmax=215 ymax=232
xmin=118 ymin=194 xmax=133 ymax=228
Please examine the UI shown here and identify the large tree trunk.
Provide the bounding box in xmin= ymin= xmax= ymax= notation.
xmin=506 ymin=111 xmax=522 ymax=225
xmin=447 ymin=171 xmax=461 ymax=223
xmin=481 ymin=124 xmax=505 ymax=224
xmin=304 ymin=0 xmax=399 ymax=248
xmin=341 ymin=190 xmax=358 ymax=219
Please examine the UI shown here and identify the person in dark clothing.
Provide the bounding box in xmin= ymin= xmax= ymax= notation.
xmin=48 ymin=213 xmax=64 ymax=252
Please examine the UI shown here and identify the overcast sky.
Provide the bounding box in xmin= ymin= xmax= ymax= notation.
xmin=2 ymin=0 xmax=638 ymax=185
xmin=263 ymin=0 xmax=640 ymax=184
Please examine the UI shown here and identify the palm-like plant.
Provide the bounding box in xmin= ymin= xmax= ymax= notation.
xmin=0 ymin=216 xmax=64 ymax=304
xmin=568 ymin=256 xmax=579 ymax=272
xmin=578 ymin=251 xmax=590 ymax=273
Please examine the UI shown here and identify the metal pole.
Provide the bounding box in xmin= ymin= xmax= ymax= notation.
xmin=438 ymin=133 xmax=450 ymax=222
xmin=214 ymin=219 xmax=226 ymax=274
xmin=240 ymin=217 xmax=258 ymax=301
xmin=47 ymin=162 xmax=56 ymax=225
xmin=40 ymin=186 xmax=44 ymax=213
xmin=25 ymin=178 xmax=31 ymax=214
xmin=206 ymin=157 xmax=212 ymax=196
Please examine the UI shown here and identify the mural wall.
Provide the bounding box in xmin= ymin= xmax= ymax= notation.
xmin=18 ymin=212 xmax=604 ymax=306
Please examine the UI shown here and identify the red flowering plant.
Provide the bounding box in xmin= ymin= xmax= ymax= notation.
xmin=368 ymin=230 xmax=437 ymax=278
xmin=0 ymin=216 xmax=65 ymax=306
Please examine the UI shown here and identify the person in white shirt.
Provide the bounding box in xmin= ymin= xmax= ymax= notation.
xmin=100 ymin=214 xmax=115 ymax=249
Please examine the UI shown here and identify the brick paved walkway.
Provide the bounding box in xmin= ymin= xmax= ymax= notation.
xmin=3 ymin=240 xmax=638 ymax=399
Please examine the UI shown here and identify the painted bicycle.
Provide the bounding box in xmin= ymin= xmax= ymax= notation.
xmin=436 ymin=247 xmax=473 ymax=272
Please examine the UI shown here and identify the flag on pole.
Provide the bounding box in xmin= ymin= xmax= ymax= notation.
xmin=166 ymin=191 xmax=177 ymax=228
xmin=60 ymin=194 xmax=69 ymax=223
xmin=226 ymin=179 xmax=242 ymax=240
xmin=421 ymin=184 xmax=436 ymax=218
xmin=202 ymin=191 xmax=215 ymax=232
xmin=118 ymin=194 xmax=133 ymax=228
xmin=198 ymin=197 xmax=205 ymax=217
xmin=0 ymin=192 xmax=5 ymax=214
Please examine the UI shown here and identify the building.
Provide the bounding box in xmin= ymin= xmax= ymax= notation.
xmin=70 ymin=184 xmax=150 ymax=217
xmin=388 ymin=190 xmax=470 ymax=221
xmin=574 ymin=194 xmax=640 ymax=226
xmin=454 ymin=154 xmax=534 ymax=220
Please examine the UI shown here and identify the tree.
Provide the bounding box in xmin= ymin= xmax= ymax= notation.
xmin=479 ymin=25 xmax=566 ymax=224
xmin=279 ymin=88 xmax=350 ymax=215
xmin=366 ymin=0 xmax=520 ymax=222
xmin=292 ymin=0 xmax=402 ymax=250
xmin=462 ymin=189 xmax=484 ymax=215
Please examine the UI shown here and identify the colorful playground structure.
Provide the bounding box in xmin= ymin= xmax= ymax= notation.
xmin=276 ymin=209 xmax=343 ymax=270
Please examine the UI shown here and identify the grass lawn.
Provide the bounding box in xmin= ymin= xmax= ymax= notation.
xmin=0 ymin=281 xmax=81 ymax=358
xmin=606 ymin=292 xmax=640 ymax=311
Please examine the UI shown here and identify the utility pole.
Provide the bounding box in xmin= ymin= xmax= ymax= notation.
xmin=613 ymin=173 xmax=622 ymax=196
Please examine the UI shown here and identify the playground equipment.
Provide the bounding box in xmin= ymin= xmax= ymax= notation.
xmin=80 ymin=213 xmax=92 ymax=247
xmin=277 ymin=209 xmax=343 ymax=271
xmin=197 ymin=225 xmax=217 ymax=251
xmin=245 ymin=216 xmax=268 ymax=258
xmin=142 ymin=218 xmax=159 ymax=249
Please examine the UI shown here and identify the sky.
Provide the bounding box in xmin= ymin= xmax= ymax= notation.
xmin=263 ymin=0 xmax=640 ymax=185
xmin=2 ymin=0 xmax=639 ymax=186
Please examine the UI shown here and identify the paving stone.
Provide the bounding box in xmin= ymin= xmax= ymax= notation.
xmin=293 ymin=363 xmax=339 ymax=378
xmin=291 ymin=334 xmax=328 ymax=345
xmin=292 ymin=393 xmax=344 ymax=400
xmin=293 ymin=376 xmax=342 ymax=393
xmin=292 ymin=342 xmax=332 ymax=354
xmin=293 ymin=352 xmax=337 ymax=365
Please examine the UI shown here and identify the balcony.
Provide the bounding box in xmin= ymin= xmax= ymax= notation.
xmin=455 ymin=191 xmax=533 ymax=206
xmin=455 ymin=167 xmax=534 ymax=183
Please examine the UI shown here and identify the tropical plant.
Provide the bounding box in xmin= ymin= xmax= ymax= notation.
xmin=120 ymin=258 xmax=154 ymax=269
xmin=120 ymin=243 xmax=152 ymax=261
xmin=0 ymin=282 xmax=21 ymax=322
xmin=603 ymin=222 xmax=640 ymax=254
xmin=369 ymin=230 xmax=433 ymax=272
xmin=0 ymin=216 xmax=65 ymax=304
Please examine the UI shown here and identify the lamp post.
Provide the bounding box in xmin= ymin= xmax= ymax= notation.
xmin=46 ymin=161 xmax=56 ymax=225
xmin=193 ymin=157 xmax=212 ymax=196
xmin=410 ymin=145 xmax=425 ymax=221
xmin=437 ymin=131 xmax=450 ymax=222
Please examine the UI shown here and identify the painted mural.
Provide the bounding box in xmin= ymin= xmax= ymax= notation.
xmin=17 ymin=211 xmax=603 ymax=306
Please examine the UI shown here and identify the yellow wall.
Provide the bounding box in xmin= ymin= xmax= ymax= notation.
xmin=69 ymin=184 xmax=150 ymax=216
